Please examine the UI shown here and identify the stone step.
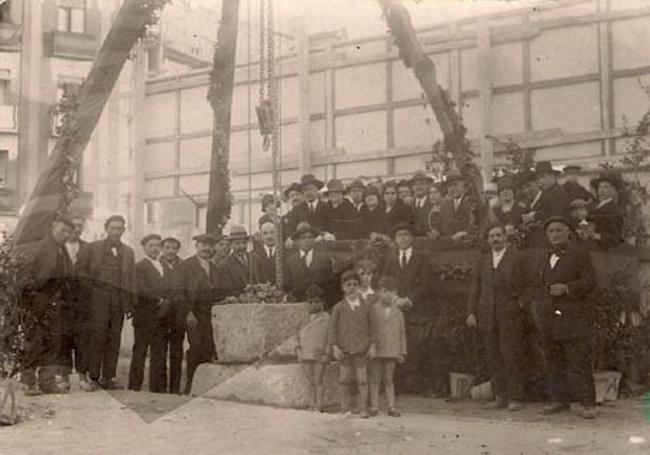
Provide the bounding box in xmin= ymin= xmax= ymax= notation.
xmin=191 ymin=362 xmax=340 ymax=410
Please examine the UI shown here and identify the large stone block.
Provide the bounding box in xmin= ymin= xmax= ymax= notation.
xmin=194 ymin=362 xmax=340 ymax=409
xmin=212 ymin=303 xmax=310 ymax=363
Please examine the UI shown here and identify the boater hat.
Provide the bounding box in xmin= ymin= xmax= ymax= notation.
xmin=228 ymin=225 xmax=250 ymax=241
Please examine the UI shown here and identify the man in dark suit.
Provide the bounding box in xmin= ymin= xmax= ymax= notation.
xmin=158 ymin=236 xmax=185 ymax=394
xmin=324 ymin=179 xmax=358 ymax=240
xmin=283 ymin=223 xmax=335 ymax=306
xmin=514 ymin=216 xmax=597 ymax=419
xmin=22 ymin=215 xmax=74 ymax=395
xmin=410 ymin=171 xmax=433 ymax=235
xmin=438 ymin=172 xmax=474 ymax=241
xmin=175 ymin=233 xmax=224 ymax=394
xmin=128 ymin=234 xmax=167 ymax=392
xmin=381 ymin=221 xmax=431 ymax=393
xmin=467 ymin=223 xmax=525 ymax=411
xmin=587 ymin=172 xmax=624 ymax=248
xmin=218 ymin=225 xmax=265 ymax=298
xmin=522 ymin=162 xmax=570 ymax=249
xmin=347 ymin=179 xmax=366 ymax=215
xmin=63 ymin=215 xmax=90 ymax=390
xmin=76 ymin=214 xmax=137 ymax=390
xmin=253 ymin=220 xmax=278 ymax=285
xmin=285 ymin=174 xmax=329 ymax=240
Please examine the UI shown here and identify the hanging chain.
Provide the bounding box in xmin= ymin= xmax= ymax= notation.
xmin=259 ymin=0 xmax=266 ymax=104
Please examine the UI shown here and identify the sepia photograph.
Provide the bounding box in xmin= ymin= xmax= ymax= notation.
xmin=0 ymin=0 xmax=649 ymax=453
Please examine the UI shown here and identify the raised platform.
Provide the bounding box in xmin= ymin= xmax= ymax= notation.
xmin=191 ymin=362 xmax=340 ymax=409
xmin=212 ymin=303 xmax=310 ymax=363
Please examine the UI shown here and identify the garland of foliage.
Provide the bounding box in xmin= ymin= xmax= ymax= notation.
xmin=222 ymin=283 xmax=294 ymax=305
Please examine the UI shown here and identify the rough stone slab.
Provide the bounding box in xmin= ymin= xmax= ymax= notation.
xmin=190 ymin=363 xmax=248 ymax=397
xmin=212 ymin=303 xmax=310 ymax=363
xmin=196 ymin=362 xmax=340 ymax=409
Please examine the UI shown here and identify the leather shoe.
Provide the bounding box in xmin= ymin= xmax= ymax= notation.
xmin=540 ymin=402 xmax=570 ymax=415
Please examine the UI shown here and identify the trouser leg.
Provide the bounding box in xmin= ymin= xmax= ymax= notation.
xmin=564 ymin=338 xmax=596 ymax=407
xmin=353 ymin=354 xmax=369 ymax=412
xmin=102 ymin=299 xmax=124 ymax=380
xmin=185 ymin=313 xmax=213 ymax=394
xmin=314 ymin=362 xmax=325 ymax=409
xmin=383 ymin=359 xmax=397 ymax=409
xmin=339 ymin=357 xmax=353 ymax=411
xmin=128 ymin=322 xmax=152 ymax=391
xmin=168 ymin=321 xmax=185 ymax=394
xmin=149 ymin=319 xmax=169 ymax=393
xmin=543 ymin=338 xmax=569 ymax=404
xmin=369 ymin=358 xmax=382 ymax=410
xmin=87 ymin=301 xmax=109 ymax=381
xmin=498 ymin=312 xmax=526 ymax=401
xmin=483 ymin=328 xmax=507 ymax=399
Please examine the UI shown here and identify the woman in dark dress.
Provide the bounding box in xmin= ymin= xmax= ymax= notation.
xmin=358 ymin=186 xmax=385 ymax=239
xmin=382 ymin=181 xmax=415 ymax=235
xmin=587 ymin=172 xmax=625 ymax=248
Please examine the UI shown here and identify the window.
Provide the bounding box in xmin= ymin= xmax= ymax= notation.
xmin=57 ymin=0 xmax=85 ymax=33
xmin=0 ymin=150 xmax=8 ymax=187
xmin=146 ymin=202 xmax=160 ymax=224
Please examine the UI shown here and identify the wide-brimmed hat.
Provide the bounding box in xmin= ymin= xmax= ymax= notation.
xmin=261 ymin=193 xmax=279 ymax=212
xmin=291 ymin=222 xmax=320 ymax=240
xmin=227 ymin=225 xmax=250 ymax=241
xmin=346 ymin=179 xmax=365 ymax=192
xmin=410 ymin=170 xmax=434 ymax=185
xmin=563 ymin=164 xmax=582 ymax=174
xmin=193 ymin=233 xmax=221 ymax=245
xmin=535 ymin=161 xmax=560 ymax=176
xmin=569 ymin=199 xmax=589 ymax=210
xmin=283 ymin=182 xmax=303 ymax=199
xmin=483 ymin=181 xmax=498 ymax=194
xmin=590 ymin=171 xmax=622 ymax=191
xmin=324 ymin=179 xmax=345 ymax=195
xmin=300 ymin=174 xmax=324 ymax=190
xmin=390 ymin=221 xmax=417 ymax=238
xmin=543 ymin=216 xmax=571 ymax=230
xmin=515 ymin=171 xmax=536 ymax=188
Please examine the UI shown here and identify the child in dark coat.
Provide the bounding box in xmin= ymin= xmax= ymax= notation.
xmin=329 ymin=270 xmax=376 ymax=418
xmin=296 ymin=285 xmax=330 ymax=411
xmin=369 ymin=276 xmax=407 ymax=417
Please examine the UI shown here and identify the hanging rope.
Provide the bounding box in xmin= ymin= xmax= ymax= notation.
xmin=246 ymin=0 xmax=253 ymax=284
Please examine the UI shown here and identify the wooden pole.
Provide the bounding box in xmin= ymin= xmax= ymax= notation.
xmin=294 ymin=11 xmax=311 ymax=175
xmin=206 ymin=0 xmax=241 ymax=235
xmin=13 ymin=0 xmax=169 ymax=246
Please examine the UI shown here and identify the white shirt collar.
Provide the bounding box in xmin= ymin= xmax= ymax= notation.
xmin=531 ymin=190 xmax=542 ymax=208
xmin=264 ymin=244 xmax=275 ymax=256
xmin=361 ymin=288 xmax=375 ymax=299
xmin=597 ymin=198 xmax=613 ymax=209
xmin=145 ymin=255 xmax=163 ymax=276
xmin=347 ymin=296 xmax=361 ymax=310
xmin=399 ymin=247 xmax=413 ymax=262
xmin=492 ymin=248 xmax=506 ymax=269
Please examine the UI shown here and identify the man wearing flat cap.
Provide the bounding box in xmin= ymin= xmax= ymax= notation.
xmin=323 ymin=179 xmax=358 ymax=240
xmin=283 ymin=223 xmax=335 ymax=307
xmin=21 ymin=215 xmax=75 ymax=395
xmin=218 ymin=225 xmax=265 ymax=297
xmin=513 ymin=216 xmax=597 ymax=419
xmin=521 ymin=162 xmax=570 ymax=249
xmin=285 ymin=174 xmax=329 ymax=241
xmin=175 ymin=232 xmax=225 ymax=394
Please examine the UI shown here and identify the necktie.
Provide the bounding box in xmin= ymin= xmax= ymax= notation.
xmin=400 ymin=252 xmax=407 ymax=269
xmin=269 ymin=247 xmax=274 ymax=258
xmin=310 ymin=202 xmax=315 ymax=213
xmin=454 ymin=198 xmax=460 ymax=211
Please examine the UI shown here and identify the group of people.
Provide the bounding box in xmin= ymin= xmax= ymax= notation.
xmin=20 ymin=159 xmax=623 ymax=420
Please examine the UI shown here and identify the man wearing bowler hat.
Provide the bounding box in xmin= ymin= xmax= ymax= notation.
xmin=513 ymin=216 xmax=597 ymax=418
xmin=521 ymin=162 xmax=570 ymax=249
xmin=285 ymin=174 xmax=329 ymax=240
xmin=324 ymin=179 xmax=358 ymax=240
xmin=218 ymin=225 xmax=265 ymax=297
xmin=175 ymin=233 xmax=224 ymax=394
xmin=410 ymin=171 xmax=433 ymax=235
xmin=283 ymin=223 xmax=335 ymax=307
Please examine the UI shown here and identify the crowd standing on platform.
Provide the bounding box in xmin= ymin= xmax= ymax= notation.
xmin=20 ymin=160 xmax=628 ymax=420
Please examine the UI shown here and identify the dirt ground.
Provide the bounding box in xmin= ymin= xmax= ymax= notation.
xmin=2 ymin=377 xmax=650 ymax=455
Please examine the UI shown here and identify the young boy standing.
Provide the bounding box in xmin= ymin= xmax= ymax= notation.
xmin=369 ymin=276 xmax=407 ymax=417
xmin=296 ymin=285 xmax=330 ymax=411
xmin=329 ymin=270 xmax=376 ymax=418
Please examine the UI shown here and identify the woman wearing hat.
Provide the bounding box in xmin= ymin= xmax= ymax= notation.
xmin=358 ymin=185 xmax=385 ymax=239
xmin=586 ymin=172 xmax=625 ymax=248
xmin=382 ymin=181 xmax=416 ymax=236
xmin=323 ymin=179 xmax=357 ymax=240
xmin=493 ymin=176 xmax=525 ymax=230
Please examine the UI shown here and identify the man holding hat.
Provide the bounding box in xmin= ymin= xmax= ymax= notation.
xmin=323 ymin=179 xmax=357 ymax=240
xmin=513 ymin=216 xmax=597 ymax=418
xmin=284 ymin=222 xmax=335 ymax=307
xmin=22 ymin=215 xmax=75 ymax=395
xmin=218 ymin=225 xmax=265 ymax=298
xmin=521 ymin=162 xmax=570 ymax=248
xmin=587 ymin=172 xmax=625 ymax=247
xmin=562 ymin=165 xmax=593 ymax=204
xmin=285 ymin=174 xmax=328 ymax=241
xmin=410 ymin=171 xmax=433 ymax=234
xmin=175 ymin=232 xmax=225 ymax=394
